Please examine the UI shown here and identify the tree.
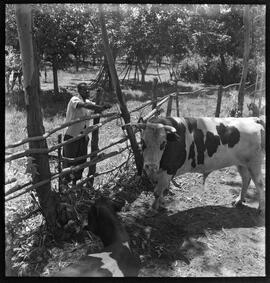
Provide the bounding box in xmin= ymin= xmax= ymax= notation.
xmin=33 ymin=5 xmax=74 ymax=95
xmin=188 ymin=4 xmax=244 ymax=85
xmin=15 ymin=4 xmax=57 ymax=229
xmin=237 ymin=5 xmax=251 ymax=116
xmin=121 ymin=5 xmax=167 ymax=84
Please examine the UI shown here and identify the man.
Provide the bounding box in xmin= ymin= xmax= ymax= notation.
xmin=10 ymin=54 xmax=23 ymax=91
xmin=63 ymin=83 xmax=110 ymax=185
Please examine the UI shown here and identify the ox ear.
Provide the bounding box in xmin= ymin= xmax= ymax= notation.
xmin=166 ymin=132 xmax=180 ymax=142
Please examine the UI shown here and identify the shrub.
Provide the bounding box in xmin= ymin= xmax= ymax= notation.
xmin=6 ymin=88 xmax=72 ymax=117
xmin=178 ymin=54 xmax=258 ymax=86
xmin=179 ymin=54 xmax=206 ymax=83
xmin=201 ymin=57 xmax=222 ymax=85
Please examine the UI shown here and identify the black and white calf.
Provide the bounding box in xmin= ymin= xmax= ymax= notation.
xmin=54 ymin=198 xmax=140 ymax=277
xmin=136 ymin=116 xmax=265 ymax=213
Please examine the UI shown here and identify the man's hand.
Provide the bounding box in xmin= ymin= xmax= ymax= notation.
xmin=102 ymin=103 xmax=112 ymax=111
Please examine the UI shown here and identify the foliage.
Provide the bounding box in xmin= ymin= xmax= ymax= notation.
xmin=5 ymin=45 xmax=22 ymax=73
xmin=178 ymin=54 xmax=206 ymax=83
xmin=5 ymin=4 xmax=19 ymax=49
xmin=5 ymin=4 xmax=265 ymax=86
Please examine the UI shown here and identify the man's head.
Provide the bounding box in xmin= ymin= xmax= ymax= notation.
xmin=77 ymin=82 xmax=89 ymax=99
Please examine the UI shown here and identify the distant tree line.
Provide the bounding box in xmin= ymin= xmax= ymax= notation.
xmin=5 ymin=4 xmax=265 ymax=93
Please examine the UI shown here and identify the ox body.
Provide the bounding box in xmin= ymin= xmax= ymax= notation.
xmin=54 ymin=198 xmax=140 ymax=277
xmin=140 ymin=116 xmax=265 ymax=213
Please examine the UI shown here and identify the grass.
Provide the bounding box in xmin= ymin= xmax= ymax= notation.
xmin=5 ymin=67 xmax=262 ymax=201
xmin=5 ymin=65 xmax=265 ymax=276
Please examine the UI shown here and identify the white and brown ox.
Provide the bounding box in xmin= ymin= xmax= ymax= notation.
xmin=136 ymin=116 xmax=265 ymax=213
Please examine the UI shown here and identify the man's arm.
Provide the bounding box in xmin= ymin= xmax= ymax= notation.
xmin=76 ymin=101 xmax=110 ymax=112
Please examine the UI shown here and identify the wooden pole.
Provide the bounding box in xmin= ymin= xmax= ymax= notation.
xmin=6 ymin=147 xmax=129 ymax=201
xmin=6 ymin=112 xmax=118 ymax=150
xmin=175 ymin=94 xmax=180 ymax=117
xmin=58 ymin=134 xmax=62 ymax=190
xmin=237 ymin=5 xmax=251 ymax=117
xmin=215 ymin=85 xmax=223 ymax=117
xmin=175 ymin=81 xmax=180 ymax=117
xmin=258 ymin=68 xmax=264 ymax=110
xmin=254 ymin=71 xmax=259 ymax=103
xmin=98 ymin=4 xmax=143 ymax=175
xmin=15 ymin=4 xmax=57 ymax=229
xmin=166 ymin=94 xmax=173 ymax=116
xmin=151 ymin=77 xmax=158 ymax=110
xmin=87 ymin=88 xmax=103 ymax=186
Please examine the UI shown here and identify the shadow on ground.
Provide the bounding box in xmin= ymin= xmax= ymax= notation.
xmin=124 ymin=200 xmax=264 ymax=269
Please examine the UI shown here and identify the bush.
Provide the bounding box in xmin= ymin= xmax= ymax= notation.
xmin=178 ymin=54 xmax=257 ymax=86
xmin=201 ymin=57 xmax=222 ymax=85
xmin=179 ymin=54 xmax=206 ymax=83
xmin=6 ymin=88 xmax=72 ymax=117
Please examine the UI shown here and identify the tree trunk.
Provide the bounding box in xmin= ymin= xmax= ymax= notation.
xmin=220 ymin=53 xmax=228 ymax=85
xmin=237 ymin=5 xmax=251 ymax=117
xmin=52 ymin=60 xmax=59 ymax=95
xmin=138 ymin=62 xmax=147 ymax=84
xmin=98 ymin=4 xmax=143 ymax=174
xmin=151 ymin=77 xmax=158 ymax=110
xmin=15 ymin=4 xmax=57 ymax=230
xmin=215 ymin=85 xmax=223 ymax=117
xmin=140 ymin=69 xmax=146 ymax=84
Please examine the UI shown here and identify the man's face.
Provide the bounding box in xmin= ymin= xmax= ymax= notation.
xmin=79 ymin=87 xmax=89 ymax=99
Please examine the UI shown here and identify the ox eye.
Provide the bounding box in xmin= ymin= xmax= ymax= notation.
xmin=160 ymin=141 xmax=166 ymax=150
xmin=141 ymin=139 xmax=146 ymax=150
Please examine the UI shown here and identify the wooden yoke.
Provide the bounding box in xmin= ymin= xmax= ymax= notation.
xmin=87 ymin=88 xmax=104 ymax=187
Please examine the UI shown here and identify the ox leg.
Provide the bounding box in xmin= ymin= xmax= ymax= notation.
xmin=152 ymin=171 xmax=172 ymax=211
xmin=248 ymin=163 xmax=265 ymax=214
xmin=233 ymin=166 xmax=251 ymax=207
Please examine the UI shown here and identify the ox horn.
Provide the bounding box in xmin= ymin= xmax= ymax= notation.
xmin=122 ymin=123 xmax=146 ymax=130
xmin=146 ymin=122 xmax=176 ymax=133
xmin=163 ymin=125 xmax=177 ymax=133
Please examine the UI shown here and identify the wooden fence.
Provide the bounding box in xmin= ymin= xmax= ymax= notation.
xmin=5 ymin=80 xmax=265 ymax=202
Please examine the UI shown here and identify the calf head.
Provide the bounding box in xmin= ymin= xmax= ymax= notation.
xmin=87 ymin=197 xmax=120 ymax=246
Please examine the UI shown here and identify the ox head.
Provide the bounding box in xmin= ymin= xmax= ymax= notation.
xmin=133 ymin=121 xmax=177 ymax=180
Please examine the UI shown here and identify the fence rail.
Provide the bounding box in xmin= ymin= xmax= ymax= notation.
xmin=5 ymin=79 xmax=265 ymax=202
xmin=5 ymin=86 xmax=171 ymax=202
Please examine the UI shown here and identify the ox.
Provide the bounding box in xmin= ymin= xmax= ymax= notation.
xmin=54 ymin=198 xmax=140 ymax=277
xmin=136 ymin=116 xmax=265 ymax=214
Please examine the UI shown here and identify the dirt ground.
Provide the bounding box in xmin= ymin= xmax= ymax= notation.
xmin=119 ymin=163 xmax=265 ymax=277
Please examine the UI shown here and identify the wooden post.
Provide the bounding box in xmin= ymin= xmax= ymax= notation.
xmin=215 ymin=85 xmax=223 ymax=117
xmin=87 ymin=88 xmax=103 ymax=186
xmin=237 ymin=5 xmax=251 ymax=117
xmin=151 ymin=77 xmax=158 ymax=110
xmin=175 ymin=80 xmax=179 ymax=117
xmin=15 ymin=4 xmax=57 ymax=229
xmin=98 ymin=4 xmax=143 ymax=175
xmin=254 ymin=71 xmax=259 ymax=103
xmin=166 ymin=94 xmax=173 ymax=116
xmin=258 ymin=68 xmax=264 ymax=110
xmin=175 ymin=94 xmax=180 ymax=117
xmin=57 ymin=134 xmax=62 ymax=189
